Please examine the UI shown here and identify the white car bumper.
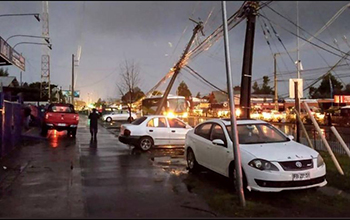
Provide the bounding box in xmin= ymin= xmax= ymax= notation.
xmin=244 ymin=163 xmax=327 ymax=192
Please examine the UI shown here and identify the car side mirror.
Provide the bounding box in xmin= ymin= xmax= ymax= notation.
xmin=212 ymin=139 xmax=225 ymax=146
xmin=288 ymin=135 xmax=294 ymax=140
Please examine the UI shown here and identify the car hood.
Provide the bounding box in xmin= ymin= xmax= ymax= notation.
xmin=241 ymin=141 xmax=318 ymax=161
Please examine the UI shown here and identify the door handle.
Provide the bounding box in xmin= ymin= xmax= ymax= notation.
xmin=171 ymin=130 xmax=175 ymax=133
xmin=149 ymin=130 xmax=153 ymax=132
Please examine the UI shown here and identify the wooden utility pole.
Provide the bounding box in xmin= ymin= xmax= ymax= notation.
xmin=274 ymin=53 xmax=278 ymax=111
xmin=239 ymin=1 xmax=259 ymax=119
xmin=155 ymin=19 xmax=204 ymax=115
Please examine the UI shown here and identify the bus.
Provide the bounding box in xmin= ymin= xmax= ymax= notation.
xmin=141 ymin=95 xmax=190 ymax=118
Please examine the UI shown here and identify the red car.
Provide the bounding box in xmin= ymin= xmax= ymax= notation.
xmin=41 ymin=103 xmax=79 ymax=137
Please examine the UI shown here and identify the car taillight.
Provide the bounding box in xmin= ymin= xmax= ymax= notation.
xmin=124 ymin=129 xmax=131 ymax=136
xmin=74 ymin=115 xmax=79 ymax=121
xmin=45 ymin=113 xmax=49 ymax=119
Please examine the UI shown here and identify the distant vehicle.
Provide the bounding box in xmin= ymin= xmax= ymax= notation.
xmin=185 ymin=118 xmax=327 ymax=192
xmin=141 ymin=95 xmax=190 ymax=119
xmin=41 ymin=103 xmax=79 ymax=137
xmin=118 ymin=115 xmax=192 ymax=151
xmin=102 ymin=110 xmax=137 ymax=122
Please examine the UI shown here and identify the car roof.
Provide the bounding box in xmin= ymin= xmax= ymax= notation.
xmin=200 ymin=118 xmax=268 ymax=126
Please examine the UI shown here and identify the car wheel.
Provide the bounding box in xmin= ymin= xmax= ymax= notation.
xmin=106 ymin=117 xmax=112 ymax=122
xmin=187 ymin=148 xmax=199 ymax=173
xmin=71 ymin=128 xmax=77 ymax=138
xmin=41 ymin=125 xmax=48 ymax=136
xmin=138 ymin=136 xmax=153 ymax=151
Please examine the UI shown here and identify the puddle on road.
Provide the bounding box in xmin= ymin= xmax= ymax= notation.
xmin=149 ymin=148 xmax=188 ymax=176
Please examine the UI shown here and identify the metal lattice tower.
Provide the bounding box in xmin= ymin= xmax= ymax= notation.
xmin=40 ymin=1 xmax=50 ymax=101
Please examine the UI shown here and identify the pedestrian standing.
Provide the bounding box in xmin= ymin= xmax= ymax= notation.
xmin=89 ymin=108 xmax=100 ymax=141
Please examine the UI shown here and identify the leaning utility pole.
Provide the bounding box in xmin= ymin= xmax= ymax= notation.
xmin=222 ymin=1 xmax=246 ymax=207
xmin=239 ymin=1 xmax=259 ymax=119
xmin=155 ymin=19 xmax=204 ymax=115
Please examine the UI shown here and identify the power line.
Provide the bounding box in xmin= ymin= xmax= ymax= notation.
xmin=265 ymin=4 xmax=350 ymax=56
xmin=258 ymin=13 xmax=350 ymax=61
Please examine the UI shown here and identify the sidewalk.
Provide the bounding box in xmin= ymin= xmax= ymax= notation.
xmin=0 ymin=115 xmax=216 ymax=218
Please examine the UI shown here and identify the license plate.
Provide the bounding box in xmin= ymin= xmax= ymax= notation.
xmin=58 ymin=123 xmax=66 ymax=126
xmin=292 ymin=172 xmax=310 ymax=181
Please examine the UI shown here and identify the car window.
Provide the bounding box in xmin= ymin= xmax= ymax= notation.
xmin=226 ymin=124 xmax=289 ymax=144
xmin=131 ymin=116 xmax=147 ymax=125
xmin=194 ymin=123 xmax=212 ymax=140
xmin=168 ymin=118 xmax=186 ymax=128
xmin=48 ymin=105 xmax=74 ymax=113
xmin=210 ymin=124 xmax=227 ymax=146
xmin=147 ymin=117 xmax=167 ymax=128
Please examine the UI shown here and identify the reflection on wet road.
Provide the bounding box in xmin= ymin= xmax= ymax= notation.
xmin=77 ymin=116 xmax=214 ymax=218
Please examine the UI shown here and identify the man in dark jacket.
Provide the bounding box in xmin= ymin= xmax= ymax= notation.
xmin=89 ymin=108 xmax=100 ymax=140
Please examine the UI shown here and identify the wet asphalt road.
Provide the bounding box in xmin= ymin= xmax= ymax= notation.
xmin=0 ymin=115 xmax=215 ymax=218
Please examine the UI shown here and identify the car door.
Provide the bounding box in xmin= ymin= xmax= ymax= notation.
xmin=191 ymin=122 xmax=213 ymax=168
xmin=209 ymin=123 xmax=231 ymax=176
xmin=167 ymin=118 xmax=189 ymax=145
xmin=110 ymin=112 xmax=116 ymax=120
xmin=145 ymin=116 xmax=170 ymax=145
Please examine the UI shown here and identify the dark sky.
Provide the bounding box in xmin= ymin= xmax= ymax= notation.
xmin=1 ymin=1 xmax=350 ymax=102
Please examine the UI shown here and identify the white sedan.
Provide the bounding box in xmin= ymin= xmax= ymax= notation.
xmin=102 ymin=110 xmax=137 ymax=122
xmin=118 ymin=115 xmax=192 ymax=151
xmin=185 ymin=119 xmax=327 ymax=192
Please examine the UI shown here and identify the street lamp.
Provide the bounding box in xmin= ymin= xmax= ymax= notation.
xmin=6 ymin=35 xmax=50 ymax=44
xmin=0 ymin=13 xmax=40 ymax=22
xmin=13 ymin=42 xmax=52 ymax=50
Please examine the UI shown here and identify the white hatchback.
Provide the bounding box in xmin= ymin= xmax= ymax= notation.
xmin=118 ymin=115 xmax=192 ymax=151
xmin=185 ymin=119 xmax=327 ymax=192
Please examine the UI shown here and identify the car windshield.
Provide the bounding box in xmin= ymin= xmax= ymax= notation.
xmin=131 ymin=116 xmax=147 ymax=125
xmin=226 ymin=124 xmax=289 ymax=144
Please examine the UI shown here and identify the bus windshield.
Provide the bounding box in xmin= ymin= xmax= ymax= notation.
xmin=141 ymin=96 xmax=188 ymax=116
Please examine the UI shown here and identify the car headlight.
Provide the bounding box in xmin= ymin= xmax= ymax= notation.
xmin=248 ymin=159 xmax=279 ymax=171
xmin=317 ymin=154 xmax=325 ymax=167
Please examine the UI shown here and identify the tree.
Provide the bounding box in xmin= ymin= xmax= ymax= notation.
xmin=176 ymin=81 xmax=192 ymax=98
xmin=0 ymin=68 xmax=9 ymax=76
xmin=117 ymin=59 xmax=142 ymax=121
xmin=309 ymin=73 xmax=343 ymax=98
xmin=252 ymin=76 xmax=274 ymax=95
xmin=195 ymin=92 xmax=201 ymax=98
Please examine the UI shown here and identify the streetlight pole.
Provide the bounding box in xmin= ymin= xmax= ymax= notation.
xmin=13 ymin=42 xmax=52 ymax=50
xmin=6 ymin=35 xmax=50 ymax=44
xmin=0 ymin=13 xmax=40 ymax=22
xmin=222 ymin=1 xmax=246 ymax=208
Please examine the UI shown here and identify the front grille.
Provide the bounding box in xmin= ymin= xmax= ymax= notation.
xmin=279 ymin=159 xmax=313 ymax=171
xmin=255 ymin=175 xmax=326 ymax=188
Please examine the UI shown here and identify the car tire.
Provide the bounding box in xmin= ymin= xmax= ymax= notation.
xmin=71 ymin=128 xmax=77 ymax=137
xmin=186 ymin=148 xmax=199 ymax=173
xmin=41 ymin=125 xmax=48 ymax=136
xmin=106 ymin=117 xmax=112 ymax=122
xmin=138 ymin=136 xmax=153 ymax=151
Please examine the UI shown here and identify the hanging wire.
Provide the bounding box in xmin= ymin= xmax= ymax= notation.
xmin=265 ymin=4 xmax=349 ymax=56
